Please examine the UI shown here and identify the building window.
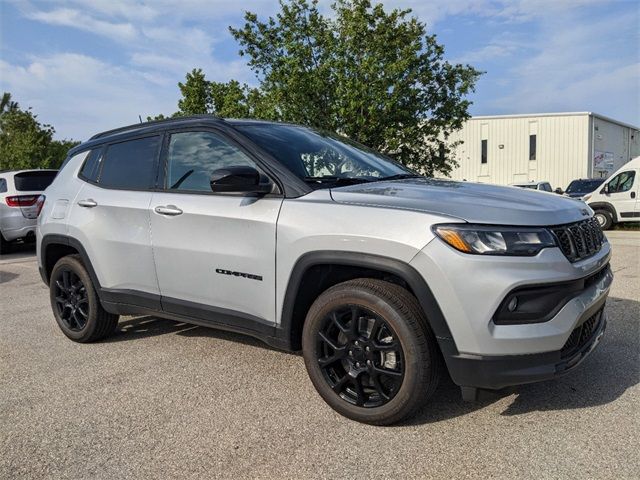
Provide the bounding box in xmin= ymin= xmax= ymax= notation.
xmin=481 ymin=139 xmax=487 ymax=164
xmin=529 ymin=134 xmax=537 ymax=160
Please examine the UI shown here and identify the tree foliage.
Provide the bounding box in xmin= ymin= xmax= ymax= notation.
xmin=178 ymin=68 xmax=211 ymax=115
xmin=0 ymin=93 xmax=79 ymax=170
xmin=171 ymin=0 xmax=481 ymax=175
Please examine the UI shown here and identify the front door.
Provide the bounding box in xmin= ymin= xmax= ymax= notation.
xmin=149 ymin=129 xmax=283 ymax=330
xmin=605 ymin=169 xmax=637 ymax=220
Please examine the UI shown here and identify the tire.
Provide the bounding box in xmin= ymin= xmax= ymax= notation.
xmin=0 ymin=232 xmax=10 ymax=254
xmin=302 ymin=278 xmax=442 ymax=425
xmin=594 ymin=209 xmax=614 ymax=230
xmin=49 ymin=254 xmax=119 ymax=342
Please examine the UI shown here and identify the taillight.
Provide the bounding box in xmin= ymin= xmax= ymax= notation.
xmin=5 ymin=195 xmax=39 ymax=207
xmin=36 ymin=195 xmax=46 ymax=217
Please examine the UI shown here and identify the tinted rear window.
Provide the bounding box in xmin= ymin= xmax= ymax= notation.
xmin=13 ymin=171 xmax=57 ymax=191
xmin=99 ymin=136 xmax=161 ymax=190
xmin=79 ymin=149 xmax=104 ymax=182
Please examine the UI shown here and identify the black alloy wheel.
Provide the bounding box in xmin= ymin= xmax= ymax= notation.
xmin=49 ymin=254 xmax=119 ymax=342
xmin=317 ymin=305 xmax=404 ymax=407
xmin=302 ymin=278 xmax=442 ymax=425
xmin=53 ymin=268 xmax=89 ymax=331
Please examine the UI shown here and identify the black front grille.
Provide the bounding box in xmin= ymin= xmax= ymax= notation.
xmin=561 ymin=308 xmax=604 ymax=359
xmin=551 ymin=217 xmax=605 ymax=262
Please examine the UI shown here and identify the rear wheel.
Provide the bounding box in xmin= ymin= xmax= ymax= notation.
xmin=0 ymin=232 xmax=10 ymax=254
xmin=594 ymin=209 xmax=614 ymax=230
xmin=50 ymin=255 xmax=119 ymax=342
xmin=302 ymin=278 xmax=442 ymax=425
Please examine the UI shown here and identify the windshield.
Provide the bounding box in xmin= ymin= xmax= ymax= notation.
xmin=236 ymin=124 xmax=415 ymax=187
xmin=566 ymin=179 xmax=603 ymax=193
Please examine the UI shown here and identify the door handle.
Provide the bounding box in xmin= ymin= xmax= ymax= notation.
xmin=154 ymin=205 xmax=183 ymax=216
xmin=631 ymin=192 xmax=636 ymax=199
xmin=77 ymin=199 xmax=98 ymax=208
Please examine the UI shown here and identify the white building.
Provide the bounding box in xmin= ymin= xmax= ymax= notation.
xmin=446 ymin=112 xmax=640 ymax=190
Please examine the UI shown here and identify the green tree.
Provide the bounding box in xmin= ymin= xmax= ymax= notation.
xmin=0 ymin=92 xmax=79 ymax=170
xmin=170 ymin=0 xmax=480 ymax=175
xmin=210 ymin=80 xmax=277 ymax=119
xmin=0 ymin=92 xmax=19 ymax=114
xmin=178 ymin=68 xmax=211 ymax=115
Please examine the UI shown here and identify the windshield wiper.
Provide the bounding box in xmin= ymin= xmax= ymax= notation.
xmin=378 ymin=173 xmax=423 ymax=181
xmin=304 ymin=176 xmax=371 ymax=186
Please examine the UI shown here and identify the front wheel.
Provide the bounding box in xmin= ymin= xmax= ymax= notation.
xmin=594 ymin=209 xmax=614 ymax=230
xmin=49 ymin=255 xmax=119 ymax=342
xmin=302 ymin=279 xmax=442 ymax=425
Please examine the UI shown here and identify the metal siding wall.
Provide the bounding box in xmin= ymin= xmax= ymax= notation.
xmin=592 ymin=117 xmax=638 ymax=177
xmin=447 ymin=114 xmax=590 ymax=190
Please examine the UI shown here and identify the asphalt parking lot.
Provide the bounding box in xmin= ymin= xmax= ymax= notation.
xmin=1 ymin=232 xmax=638 ymax=479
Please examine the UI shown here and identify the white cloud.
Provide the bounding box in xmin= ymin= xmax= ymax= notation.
xmin=26 ymin=7 xmax=138 ymax=42
xmin=491 ymin=9 xmax=639 ymax=123
xmin=0 ymin=53 xmax=178 ymax=140
xmin=3 ymin=0 xmax=637 ymax=141
xmin=453 ymin=34 xmax=528 ymax=64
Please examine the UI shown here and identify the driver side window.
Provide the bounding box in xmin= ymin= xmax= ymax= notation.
xmin=166 ymin=131 xmax=257 ymax=192
xmin=607 ymin=171 xmax=635 ymax=193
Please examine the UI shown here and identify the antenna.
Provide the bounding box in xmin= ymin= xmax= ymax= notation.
xmin=138 ymin=115 xmax=143 ymax=124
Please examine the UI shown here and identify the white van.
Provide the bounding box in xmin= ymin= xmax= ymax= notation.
xmin=584 ymin=157 xmax=640 ymax=229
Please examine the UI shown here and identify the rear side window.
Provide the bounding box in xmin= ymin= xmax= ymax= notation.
xmin=13 ymin=171 xmax=57 ymax=191
xmin=0 ymin=178 xmax=6 ymax=193
xmin=99 ymin=136 xmax=161 ymax=190
xmin=79 ymin=149 xmax=104 ymax=182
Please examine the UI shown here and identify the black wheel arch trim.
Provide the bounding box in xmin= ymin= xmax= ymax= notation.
xmin=280 ymin=250 xmax=458 ymax=353
xmin=590 ymin=202 xmax=617 ymax=219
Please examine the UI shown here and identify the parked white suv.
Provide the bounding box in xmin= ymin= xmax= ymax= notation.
xmin=37 ymin=117 xmax=612 ymax=424
xmin=0 ymin=169 xmax=56 ymax=252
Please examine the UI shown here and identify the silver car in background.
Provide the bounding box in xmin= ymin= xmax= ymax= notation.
xmin=0 ymin=169 xmax=56 ymax=251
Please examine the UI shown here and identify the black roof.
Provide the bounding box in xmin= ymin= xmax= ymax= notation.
xmin=88 ymin=114 xmax=225 ymax=140
xmin=71 ymin=115 xmax=292 ymax=157
xmin=89 ymin=115 xmax=289 ymax=141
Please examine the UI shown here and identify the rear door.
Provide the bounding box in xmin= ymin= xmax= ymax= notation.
xmin=66 ymin=136 xmax=162 ymax=302
xmin=149 ymin=128 xmax=283 ymax=328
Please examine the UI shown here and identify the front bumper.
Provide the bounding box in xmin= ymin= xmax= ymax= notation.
xmin=411 ymin=236 xmax=612 ymax=390
xmin=441 ymin=296 xmax=607 ymax=389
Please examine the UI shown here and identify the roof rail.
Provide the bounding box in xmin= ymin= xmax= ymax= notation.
xmin=89 ymin=114 xmax=224 ymax=140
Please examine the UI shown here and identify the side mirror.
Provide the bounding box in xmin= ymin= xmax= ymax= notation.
xmin=554 ymin=187 xmax=564 ymax=195
xmin=600 ymin=184 xmax=609 ymax=194
xmin=210 ymin=166 xmax=272 ymax=194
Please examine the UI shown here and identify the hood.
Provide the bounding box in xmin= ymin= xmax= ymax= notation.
xmin=330 ymin=178 xmax=591 ymax=226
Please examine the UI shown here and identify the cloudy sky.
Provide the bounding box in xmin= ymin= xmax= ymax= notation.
xmin=1 ymin=0 xmax=638 ymax=141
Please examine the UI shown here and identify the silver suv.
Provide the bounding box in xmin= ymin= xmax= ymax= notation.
xmin=37 ymin=116 xmax=612 ymax=425
xmin=1 ymin=169 xmax=56 ymax=252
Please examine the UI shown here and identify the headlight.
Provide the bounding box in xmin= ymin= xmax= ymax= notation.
xmin=433 ymin=224 xmax=557 ymax=256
